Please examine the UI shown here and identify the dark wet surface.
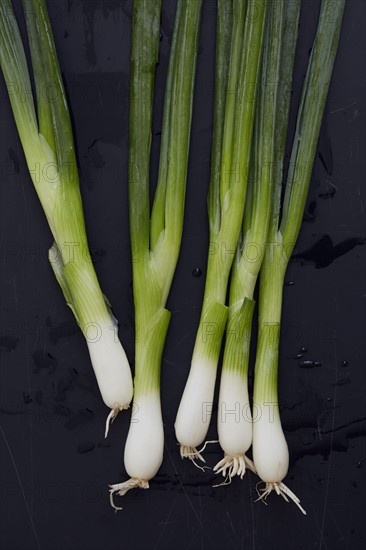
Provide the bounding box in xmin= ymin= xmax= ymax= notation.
xmin=293 ymin=234 xmax=366 ymax=268
xmin=0 ymin=1 xmax=365 ymax=550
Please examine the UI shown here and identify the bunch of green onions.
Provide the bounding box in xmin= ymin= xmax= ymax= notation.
xmin=0 ymin=0 xmax=133 ymax=430
xmin=175 ymin=0 xmax=268 ymax=464
xmin=0 ymin=0 xmax=346 ymax=515
xmin=176 ymin=0 xmax=345 ymax=514
xmin=214 ymin=0 xmax=301 ymax=484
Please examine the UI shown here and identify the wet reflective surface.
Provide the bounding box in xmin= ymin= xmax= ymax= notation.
xmin=0 ymin=1 xmax=365 ymax=549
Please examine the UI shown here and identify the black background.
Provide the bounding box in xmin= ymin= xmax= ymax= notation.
xmin=0 ymin=1 xmax=365 ymax=549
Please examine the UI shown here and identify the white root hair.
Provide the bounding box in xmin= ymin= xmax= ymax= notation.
xmin=109 ymin=478 xmax=149 ymax=512
xmin=255 ymin=481 xmax=306 ymax=515
xmin=213 ymin=454 xmax=256 ymax=486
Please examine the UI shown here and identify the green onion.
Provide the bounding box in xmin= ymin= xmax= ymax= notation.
xmin=214 ymin=0 xmax=300 ymax=484
xmin=109 ymin=0 xmax=203 ymax=510
xmin=0 ymin=0 xmax=133 ymax=427
xmin=175 ymin=0 xmax=268 ymax=464
xmin=252 ymin=0 xmax=345 ymax=513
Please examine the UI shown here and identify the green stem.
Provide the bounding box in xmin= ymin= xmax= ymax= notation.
xmin=129 ymin=0 xmax=161 ymax=259
xmin=202 ymin=0 xmax=267 ymax=315
xmin=0 ymin=0 xmax=115 ymax=331
xmin=207 ymin=0 xmax=233 ymax=235
xmin=255 ymin=0 xmax=345 ymax=417
xmin=230 ymin=0 xmax=288 ymax=307
xmin=158 ymin=0 xmax=203 ymax=265
xmin=218 ymin=0 xmax=247 ymax=211
xmin=150 ymin=0 xmax=182 ymax=250
xmin=130 ymin=0 xmax=203 ymax=391
xmin=0 ymin=0 xmax=38 ymax=151
xmin=269 ymin=0 xmax=301 ymax=242
xmin=280 ymin=0 xmax=346 ymax=255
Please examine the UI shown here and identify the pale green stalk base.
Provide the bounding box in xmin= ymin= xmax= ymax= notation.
xmin=252 ymin=239 xmax=308 ymax=513
xmin=134 ymin=308 xmax=171 ymax=398
xmin=255 ymin=237 xmax=286 ymax=410
xmin=175 ymin=303 xmax=228 ymax=463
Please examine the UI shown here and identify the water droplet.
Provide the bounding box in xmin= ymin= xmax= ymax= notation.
xmin=294 ymin=353 xmax=304 ymax=359
xmin=286 ymin=281 xmax=295 ymax=286
xmin=77 ymin=442 xmax=95 ymax=454
xmin=192 ymin=268 xmax=202 ymax=278
xmin=300 ymin=347 xmax=308 ymax=353
xmin=341 ymin=360 xmax=349 ymax=368
xmin=299 ymin=360 xmax=321 ymax=369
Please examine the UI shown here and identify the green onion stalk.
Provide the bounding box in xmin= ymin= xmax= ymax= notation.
xmin=0 ymin=0 xmax=133 ymax=429
xmin=214 ymin=0 xmax=301 ymax=484
xmin=109 ymin=0 xmax=203 ymax=509
xmin=252 ymin=0 xmax=345 ymax=513
xmin=175 ymin=0 xmax=268 ymax=464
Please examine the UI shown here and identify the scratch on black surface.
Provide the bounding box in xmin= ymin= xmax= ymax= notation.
xmin=153 ymin=473 xmax=179 ymax=550
xmin=246 ymin=469 xmax=255 ymax=550
xmin=226 ymin=510 xmax=236 ymax=538
xmin=82 ymin=2 xmax=97 ymax=66
xmin=319 ymin=355 xmax=338 ymax=550
xmin=329 ymin=101 xmax=358 ymax=115
xmin=165 ymin=445 xmax=214 ymax=545
xmin=0 ymin=424 xmax=41 ymax=549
